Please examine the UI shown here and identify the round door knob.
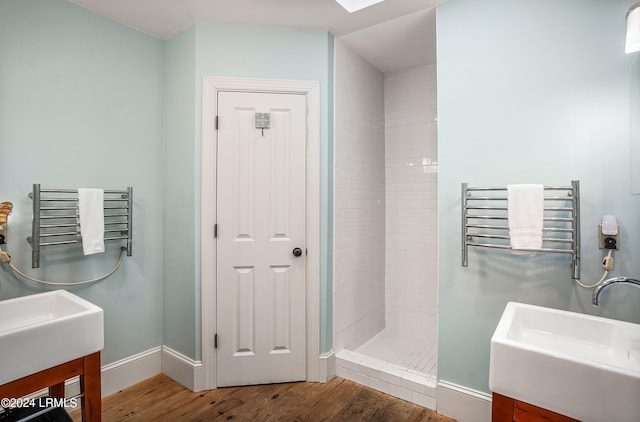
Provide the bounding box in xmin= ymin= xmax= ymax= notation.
xmin=292 ymin=247 xmax=303 ymax=257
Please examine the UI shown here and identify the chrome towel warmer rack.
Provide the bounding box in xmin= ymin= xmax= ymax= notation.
xmin=461 ymin=180 xmax=580 ymax=279
xmin=27 ymin=184 xmax=133 ymax=268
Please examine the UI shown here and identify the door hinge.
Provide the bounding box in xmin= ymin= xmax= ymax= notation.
xmin=215 ymin=115 xmax=219 ymax=130
xmin=214 ymin=224 xmax=218 ymax=238
xmin=214 ymin=333 xmax=218 ymax=349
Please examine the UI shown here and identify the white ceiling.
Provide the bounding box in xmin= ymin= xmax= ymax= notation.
xmin=69 ymin=0 xmax=442 ymax=73
xmin=340 ymin=7 xmax=436 ymax=73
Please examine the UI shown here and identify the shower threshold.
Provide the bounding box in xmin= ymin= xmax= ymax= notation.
xmin=335 ymin=330 xmax=437 ymax=410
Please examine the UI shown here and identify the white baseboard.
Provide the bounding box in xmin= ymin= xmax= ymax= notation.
xmin=436 ymin=380 xmax=492 ymax=422
xmin=71 ymin=346 xmax=162 ymax=398
xmin=317 ymin=350 xmax=335 ymax=382
xmin=21 ymin=346 xmax=163 ymax=409
xmin=161 ymin=346 xmax=205 ymax=392
xmin=19 ymin=344 xmax=435 ymax=414
xmin=14 ymin=346 xmax=494 ymax=422
xmin=101 ymin=347 xmax=163 ymax=396
xmin=162 ymin=346 xmax=329 ymax=391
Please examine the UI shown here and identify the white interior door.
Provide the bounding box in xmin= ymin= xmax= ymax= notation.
xmin=216 ymin=91 xmax=307 ymax=387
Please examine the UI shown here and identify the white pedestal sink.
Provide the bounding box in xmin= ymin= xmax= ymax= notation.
xmin=490 ymin=302 xmax=640 ymax=422
xmin=0 ymin=290 xmax=103 ymax=385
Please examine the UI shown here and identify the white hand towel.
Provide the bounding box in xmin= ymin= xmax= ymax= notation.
xmin=78 ymin=188 xmax=105 ymax=255
xmin=507 ymin=184 xmax=543 ymax=252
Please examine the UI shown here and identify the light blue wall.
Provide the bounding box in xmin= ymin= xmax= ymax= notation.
xmin=6 ymin=0 xmax=637 ymax=394
xmin=163 ymin=27 xmax=199 ymax=359
xmin=0 ymin=0 xmax=334 ymax=369
xmin=437 ymin=0 xmax=640 ymax=393
xmin=0 ymin=0 xmax=164 ymax=365
xmin=162 ymin=23 xmax=335 ymax=359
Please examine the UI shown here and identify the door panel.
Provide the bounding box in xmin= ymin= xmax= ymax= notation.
xmin=216 ymin=91 xmax=306 ymax=387
xmin=234 ymin=266 xmax=255 ymax=355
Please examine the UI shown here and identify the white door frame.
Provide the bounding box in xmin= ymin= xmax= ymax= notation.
xmin=201 ymin=76 xmax=321 ymax=390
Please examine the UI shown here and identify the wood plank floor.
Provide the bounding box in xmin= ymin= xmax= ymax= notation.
xmin=71 ymin=374 xmax=457 ymax=421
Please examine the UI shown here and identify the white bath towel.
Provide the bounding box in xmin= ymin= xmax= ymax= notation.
xmin=78 ymin=188 xmax=105 ymax=255
xmin=507 ymin=184 xmax=543 ymax=252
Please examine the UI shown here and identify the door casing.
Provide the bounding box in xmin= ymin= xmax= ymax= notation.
xmin=201 ymin=77 xmax=321 ymax=390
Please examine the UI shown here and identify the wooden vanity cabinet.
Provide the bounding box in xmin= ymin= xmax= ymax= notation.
xmin=493 ymin=393 xmax=580 ymax=422
xmin=0 ymin=352 xmax=101 ymax=421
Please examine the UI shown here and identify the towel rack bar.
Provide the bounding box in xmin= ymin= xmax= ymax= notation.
xmin=105 ymin=235 xmax=129 ymax=241
xmin=462 ymin=180 xmax=580 ymax=278
xmin=543 ymin=238 xmax=574 ymax=244
xmin=466 ymin=196 xmax=501 ymax=200
xmin=104 ymin=213 xmax=129 ymax=218
xmin=466 ymin=224 xmax=508 ymax=230
xmin=41 ymin=206 xmax=128 ymax=211
xmin=39 ymin=189 xmax=129 ymax=195
xmin=466 ymin=224 xmax=574 ymax=233
xmin=544 ymin=227 xmax=574 ymax=233
xmin=40 ymin=221 xmax=127 ymax=229
xmin=39 ymin=213 xmax=130 ymax=220
xmin=38 ymin=237 xmax=129 ymax=247
xmin=40 ymin=206 xmax=77 ymax=211
xmin=41 ymin=223 xmax=78 ymax=229
xmin=466 ymin=196 xmax=574 ymax=201
xmin=466 ymin=215 xmax=574 ymax=222
xmin=467 ymin=233 xmax=574 ymax=244
xmin=39 ymin=236 xmax=128 ymax=247
xmin=28 ymin=184 xmax=133 ymax=268
xmin=40 ymin=215 xmax=76 ymax=220
xmin=466 ymin=242 xmax=575 ymax=254
xmin=465 ymin=186 xmax=572 ymax=191
xmin=38 ymin=240 xmax=79 ymax=247
xmin=466 ymin=234 xmax=510 ymax=240
xmin=39 ymin=229 xmax=127 ymax=238
xmin=466 ymin=206 xmax=508 ymax=211
xmin=466 ymin=206 xmax=574 ymax=212
xmin=39 ymin=198 xmax=128 ymax=203
xmin=39 ymin=231 xmax=80 ymax=238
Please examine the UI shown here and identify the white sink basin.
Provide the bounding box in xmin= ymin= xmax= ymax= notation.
xmin=0 ymin=290 xmax=103 ymax=385
xmin=490 ymin=302 xmax=640 ymax=422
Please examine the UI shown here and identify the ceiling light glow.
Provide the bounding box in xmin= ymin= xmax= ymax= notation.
xmin=627 ymin=3 xmax=640 ymax=53
xmin=335 ymin=0 xmax=384 ymax=13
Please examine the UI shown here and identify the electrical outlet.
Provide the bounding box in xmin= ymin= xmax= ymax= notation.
xmin=598 ymin=224 xmax=620 ymax=249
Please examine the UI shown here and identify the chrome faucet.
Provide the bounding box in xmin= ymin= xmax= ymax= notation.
xmin=592 ymin=277 xmax=640 ymax=306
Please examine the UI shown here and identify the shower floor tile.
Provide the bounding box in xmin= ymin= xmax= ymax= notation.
xmin=354 ymin=329 xmax=437 ymax=378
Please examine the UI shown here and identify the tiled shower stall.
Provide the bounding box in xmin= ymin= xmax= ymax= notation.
xmin=334 ymin=39 xmax=438 ymax=407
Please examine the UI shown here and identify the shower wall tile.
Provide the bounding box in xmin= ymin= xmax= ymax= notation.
xmin=384 ymin=65 xmax=438 ymax=346
xmin=334 ymin=39 xmax=386 ymax=352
